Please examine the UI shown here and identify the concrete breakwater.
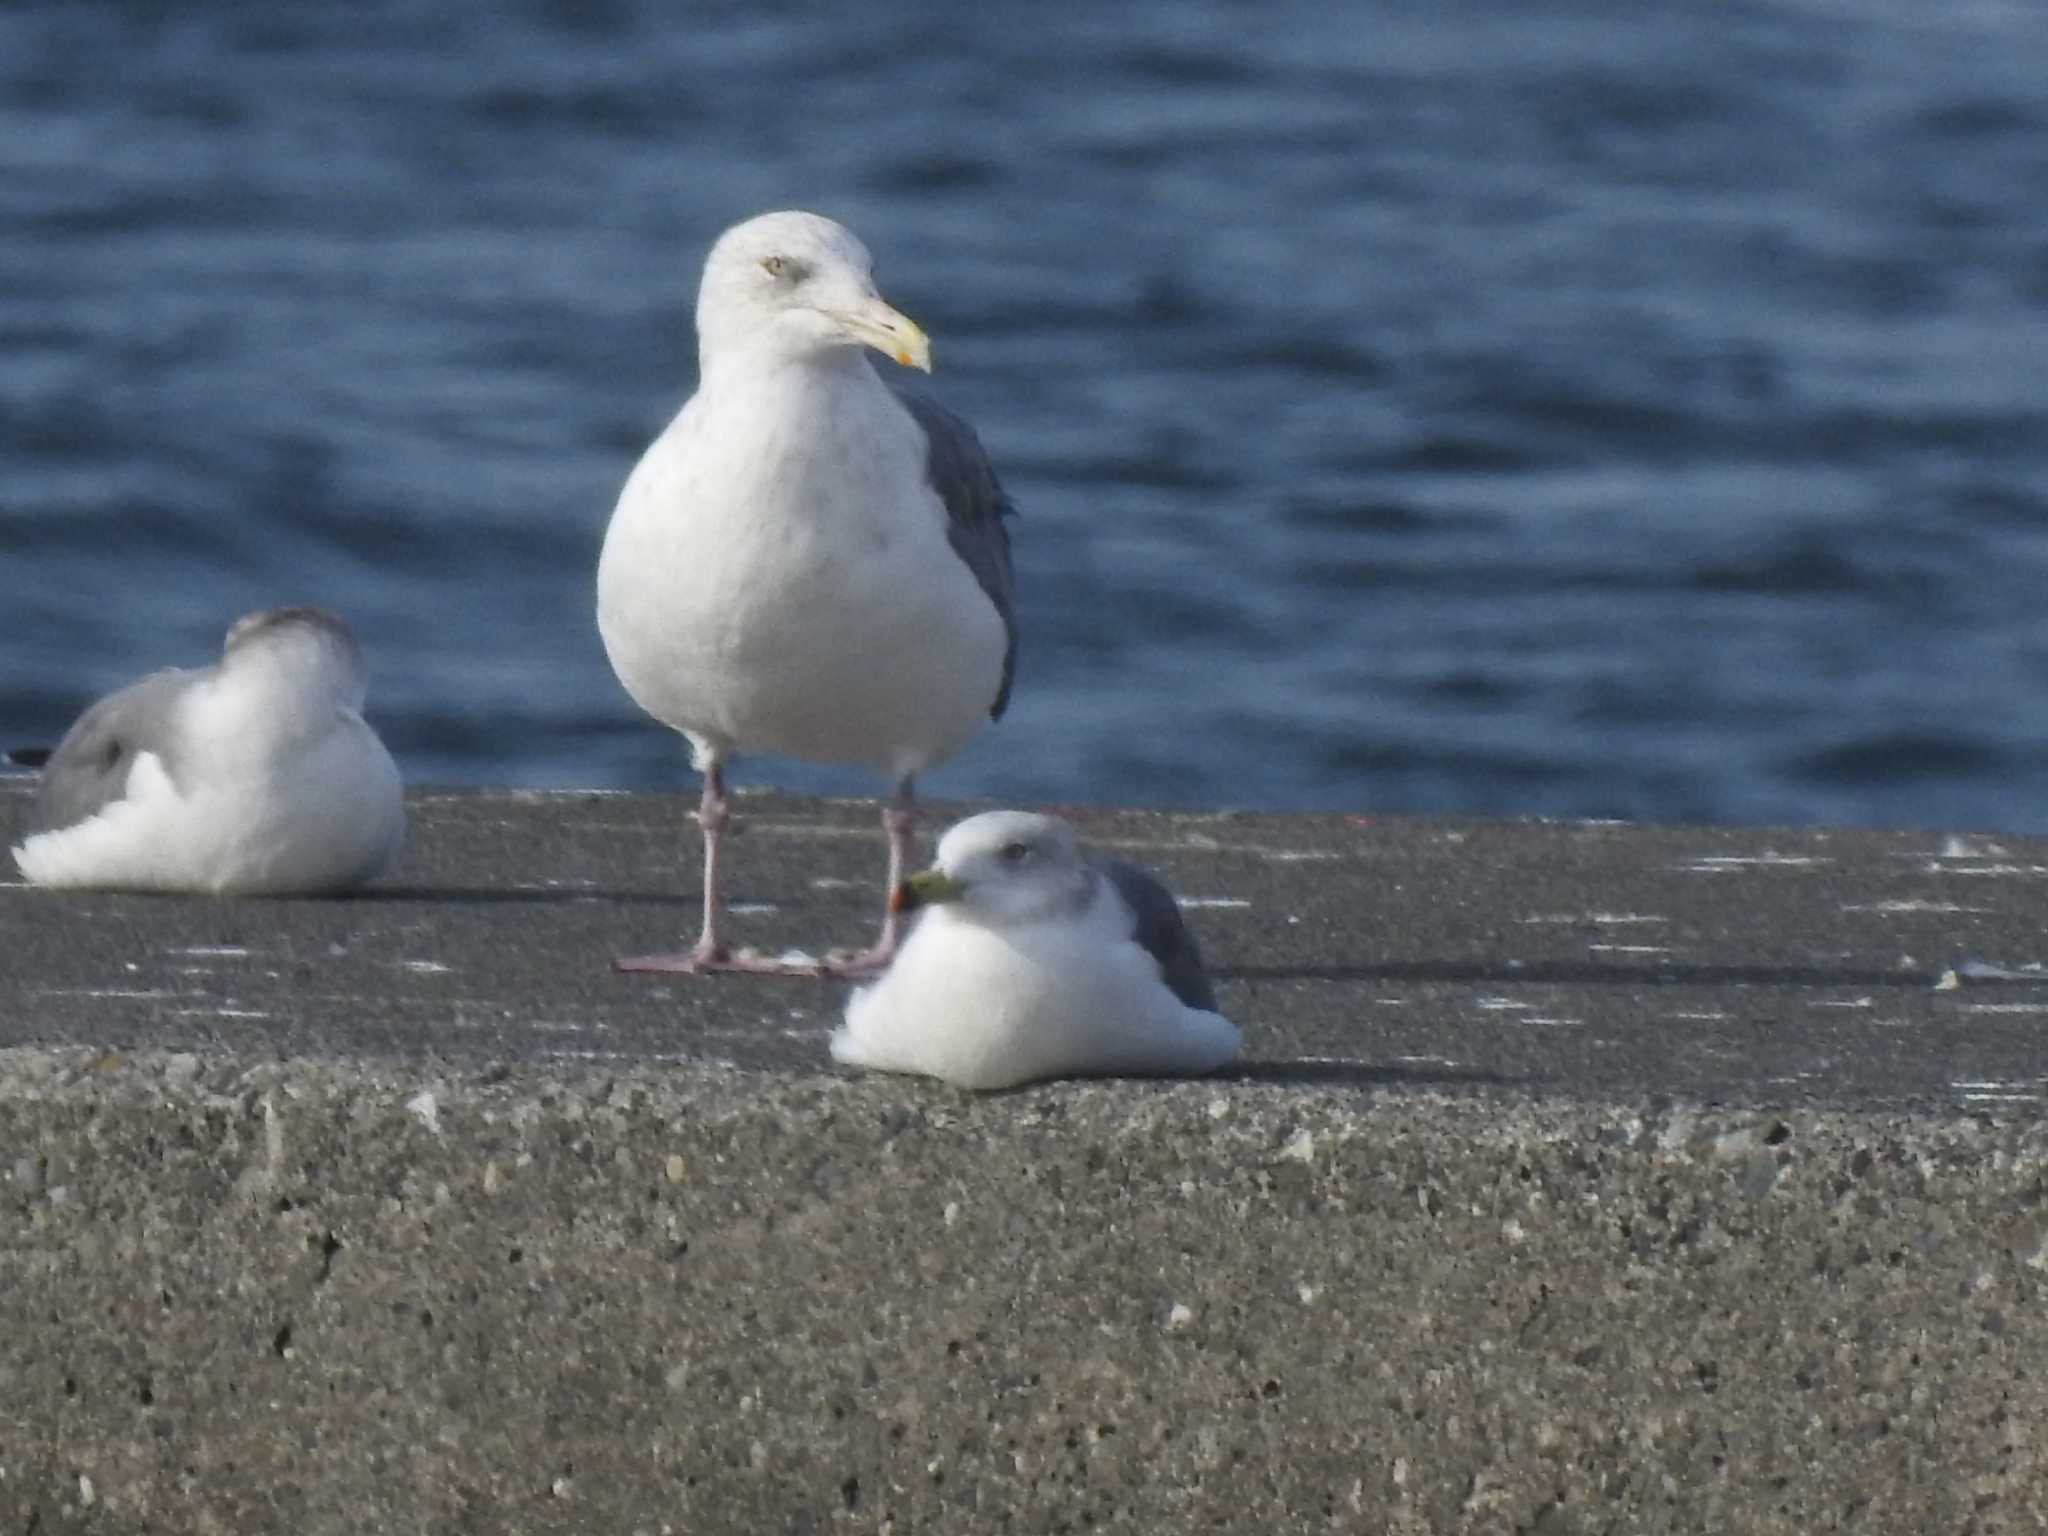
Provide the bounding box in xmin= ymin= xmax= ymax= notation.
xmin=3 ymin=787 xmax=2045 ymax=1531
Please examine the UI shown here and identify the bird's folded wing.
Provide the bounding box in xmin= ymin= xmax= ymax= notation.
xmin=887 ymin=379 xmax=1019 ymax=720
xmin=23 ymin=668 xmax=197 ymax=836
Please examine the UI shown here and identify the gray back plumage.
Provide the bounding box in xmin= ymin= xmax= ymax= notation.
xmin=25 ymin=668 xmax=197 ymax=836
xmin=1098 ymin=859 xmax=1218 ymax=1013
xmin=888 ymin=382 xmax=1019 ymax=720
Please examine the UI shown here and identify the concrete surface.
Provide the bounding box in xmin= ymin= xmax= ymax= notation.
xmin=7 ymin=784 xmax=2048 ymax=1113
xmin=3 ymin=785 xmax=2048 ymax=1532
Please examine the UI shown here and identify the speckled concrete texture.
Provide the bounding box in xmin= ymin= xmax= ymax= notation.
xmin=4 ymin=1047 xmax=2043 ymax=1534
xmin=8 ymin=786 xmax=2048 ymax=1115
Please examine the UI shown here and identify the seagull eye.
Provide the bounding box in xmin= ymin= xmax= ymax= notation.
xmin=998 ymin=841 xmax=1032 ymax=865
xmin=760 ymin=255 xmax=806 ymax=282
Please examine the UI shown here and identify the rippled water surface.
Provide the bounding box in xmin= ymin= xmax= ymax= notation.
xmin=5 ymin=2 xmax=2047 ymax=829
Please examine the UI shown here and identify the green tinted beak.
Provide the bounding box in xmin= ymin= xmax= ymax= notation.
xmin=890 ymin=869 xmax=966 ymax=914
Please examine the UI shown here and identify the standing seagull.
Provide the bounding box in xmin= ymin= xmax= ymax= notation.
xmin=11 ymin=607 xmax=405 ymax=895
xmin=598 ymin=210 xmax=1017 ymax=977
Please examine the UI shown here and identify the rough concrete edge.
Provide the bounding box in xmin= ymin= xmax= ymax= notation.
xmin=9 ymin=1045 xmax=2048 ymax=1178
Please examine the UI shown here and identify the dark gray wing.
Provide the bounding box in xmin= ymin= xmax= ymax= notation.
xmin=888 ymin=381 xmax=1019 ymax=720
xmin=1099 ymin=859 xmax=1218 ymax=1012
xmin=24 ymin=668 xmax=197 ymax=836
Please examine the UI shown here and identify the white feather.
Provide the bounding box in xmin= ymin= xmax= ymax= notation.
xmin=833 ymin=813 xmax=1241 ymax=1090
xmin=13 ymin=613 xmax=404 ymax=895
xmin=598 ymin=363 xmax=1002 ymax=777
xmin=596 ymin=211 xmax=1005 ymax=781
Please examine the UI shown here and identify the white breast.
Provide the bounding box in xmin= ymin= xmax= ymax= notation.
xmin=832 ymin=890 xmax=1241 ymax=1091
xmin=597 ymin=366 xmax=1006 ymax=778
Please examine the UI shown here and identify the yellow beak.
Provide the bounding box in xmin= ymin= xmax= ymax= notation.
xmin=831 ymin=298 xmax=933 ymax=373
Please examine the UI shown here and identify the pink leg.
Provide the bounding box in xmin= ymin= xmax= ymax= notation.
xmin=616 ymin=760 xmax=821 ymax=977
xmin=823 ymin=777 xmax=917 ymax=979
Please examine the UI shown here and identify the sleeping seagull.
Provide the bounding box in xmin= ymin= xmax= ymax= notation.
xmin=597 ymin=210 xmax=1017 ymax=977
xmin=11 ymin=607 xmax=405 ymax=895
xmin=831 ymin=811 xmax=1241 ymax=1091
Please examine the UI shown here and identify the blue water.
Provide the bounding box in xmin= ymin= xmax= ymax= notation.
xmin=5 ymin=1 xmax=2047 ymax=830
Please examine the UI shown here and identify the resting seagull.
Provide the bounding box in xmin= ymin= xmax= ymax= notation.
xmin=598 ymin=210 xmax=1017 ymax=977
xmin=11 ymin=607 xmax=404 ymax=895
xmin=832 ymin=811 xmax=1241 ymax=1090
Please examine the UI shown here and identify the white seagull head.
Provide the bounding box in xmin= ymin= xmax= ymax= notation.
xmin=220 ymin=606 xmax=370 ymax=713
xmin=695 ymin=210 xmax=932 ymax=376
xmin=894 ymin=810 xmax=1096 ymax=928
